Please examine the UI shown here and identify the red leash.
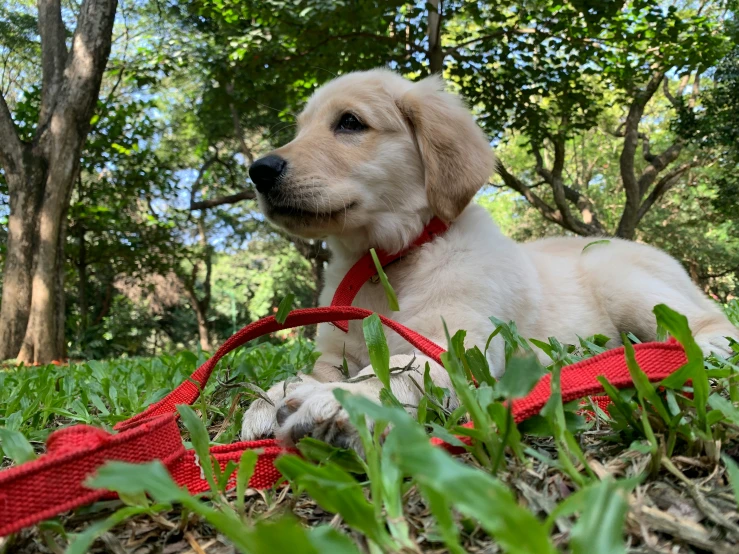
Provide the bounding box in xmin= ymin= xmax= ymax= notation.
xmin=0 ymin=218 xmax=689 ymax=536
xmin=0 ymin=305 xmax=687 ymax=536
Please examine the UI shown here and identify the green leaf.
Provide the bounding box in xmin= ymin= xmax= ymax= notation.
xmin=89 ymin=461 xmax=253 ymax=552
xmin=582 ymin=239 xmax=611 ymax=253
xmin=297 ymin=437 xmax=366 ymax=474
xmin=88 ymin=461 xmax=186 ymax=504
xmin=723 ymin=455 xmax=739 ymax=508
xmin=67 ymin=504 xmax=170 ymax=554
xmin=236 ymin=450 xmax=258 ymax=516
xmin=464 ymin=346 xmax=495 ymax=387
xmin=418 ymin=484 xmax=466 ymax=554
xmin=708 ymin=394 xmax=739 ymax=425
xmin=362 ymin=314 xmax=391 ymax=390
xmin=275 ymin=456 xmax=392 ymax=548
xmin=569 ymin=478 xmax=629 ymax=554
xmin=0 ymin=427 xmax=36 ymax=464
xmin=428 ymin=422 xmax=467 ymax=448
xmin=498 ymin=352 xmax=547 ymax=399
xmin=176 ymin=404 xmax=216 ymax=492
xmin=307 ymin=526 xmax=362 ymax=554
xmin=337 ymin=392 xmax=555 ymax=554
xmin=369 ymin=248 xmax=399 ymax=311
xmin=656 ymin=305 xmax=709 ymax=431
xmin=240 ymin=517 xmax=361 ymax=554
xmin=275 ymin=294 xmax=295 ymax=324
xmin=623 ymin=338 xmax=671 ymax=424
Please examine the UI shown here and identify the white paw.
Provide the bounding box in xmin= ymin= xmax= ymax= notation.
xmin=695 ymin=333 xmax=736 ymax=359
xmin=274 ymin=382 xmax=370 ymax=451
xmin=240 ymin=375 xmax=319 ymax=440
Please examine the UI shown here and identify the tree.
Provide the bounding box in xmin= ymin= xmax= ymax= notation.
xmin=0 ymin=0 xmax=118 ymax=363
xmin=173 ymin=1 xmax=731 ymax=243
xmin=676 ymin=0 xmax=739 ymax=235
xmin=416 ymin=1 xmax=727 ymax=239
xmin=65 ymin=95 xmax=180 ymax=357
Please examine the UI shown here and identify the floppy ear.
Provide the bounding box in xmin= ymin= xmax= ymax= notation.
xmin=396 ymin=75 xmax=495 ymax=221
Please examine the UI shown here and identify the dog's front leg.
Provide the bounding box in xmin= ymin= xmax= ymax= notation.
xmin=240 ymin=354 xmax=353 ymax=441
xmin=273 ymin=354 xmax=457 ymax=451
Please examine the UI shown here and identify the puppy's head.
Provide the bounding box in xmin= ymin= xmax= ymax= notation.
xmin=250 ymin=69 xmax=494 ymax=249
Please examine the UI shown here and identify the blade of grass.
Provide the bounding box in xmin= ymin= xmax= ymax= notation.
xmin=369 ymin=248 xmax=399 ymax=311
xmin=275 ymin=294 xmax=295 ymax=324
xmin=236 ymin=450 xmax=258 ymax=518
xmin=0 ymin=427 xmax=36 ymax=464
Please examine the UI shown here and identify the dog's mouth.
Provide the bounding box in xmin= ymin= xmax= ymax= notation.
xmin=267 ymin=201 xmax=359 ymax=222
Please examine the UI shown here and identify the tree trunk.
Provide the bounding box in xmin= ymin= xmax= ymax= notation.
xmin=194 ymin=302 xmax=212 ymax=352
xmin=0 ymin=153 xmax=44 ymax=360
xmin=183 ymin=284 xmax=212 ymax=351
xmin=180 ymin=216 xmax=213 ymax=352
xmin=0 ymin=0 xmax=118 ymax=363
xmin=18 ymin=124 xmax=83 ymax=364
xmin=427 ymin=0 xmax=444 ymax=74
xmin=94 ymin=280 xmax=114 ymax=325
xmin=77 ymin=225 xmax=88 ymax=333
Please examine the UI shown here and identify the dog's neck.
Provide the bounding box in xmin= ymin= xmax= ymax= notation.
xmin=326 ymin=209 xmax=434 ymax=262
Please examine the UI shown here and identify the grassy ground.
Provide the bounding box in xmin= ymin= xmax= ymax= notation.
xmin=1 ymin=302 xmax=739 ymax=553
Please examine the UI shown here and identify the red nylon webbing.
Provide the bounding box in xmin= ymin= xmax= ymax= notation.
xmin=0 ymin=307 xmax=443 ymax=537
xmin=430 ymin=339 xmax=687 ymax=452
xmin=0 ymin=305 xmax=688 ymax=538
xmin=330 ymin=217 xmax=448 ymax=332
xmin=115 ymin=307 xmax=444 ymax=432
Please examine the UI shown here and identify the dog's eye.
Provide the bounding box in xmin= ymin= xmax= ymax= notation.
xmin=335 ymin=113 xmax=366 ymax=133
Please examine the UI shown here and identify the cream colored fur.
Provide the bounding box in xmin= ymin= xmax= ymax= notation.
xmin=242 ymin=69 xmax=738 ymax=449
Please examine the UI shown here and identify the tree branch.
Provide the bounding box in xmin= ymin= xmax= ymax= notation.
xmin=689 ymin=71 xmax=701 ymax=109
xmin=291 ymin=236 xmax=331 ymax=264
xmin=38 ymin=0 xmax=118 ymax=143
xmin=496 ymin=161 xmax=573 ymax=230
xmin=640 ymin=132 xmax=656 ymax=163
xmin=427 ymin=0 xmax=444 ymax=74
xmin=620 ymin=71 xmax=664 ymax=195
xmin=0 ymin=91 xmax=22 ymax=171
xmin=196 ymin=216 xmax=212 ymax=308
xmin=617 ymin=70 xmax=665 ymax=238
xmin=279 ymin=33 xmax=402 ymax=63
xmin=636 ymin=141 xmax=684 ymax=196
xmin=190 ymin=189 xmax=256 ymax=211
xmin=38 ymin=0 xmax=69 ymax=126
xmin=663 ymin=72 xmax=691 ymax=108
xmin=188 ymin=157 xmax=218 ymax=207
xmin=531 ymin=140 xmax=604 ymax=235
xmin=636 ymin=160 xmax=699 ymax=222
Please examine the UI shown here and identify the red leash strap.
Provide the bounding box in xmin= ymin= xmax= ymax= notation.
xmin=0 ymin=305 xmax=687 ymax=537
xmin=0 ymin=307 xmax=443 ymax=537
xmin=115 ymin=307 xmax=444 ymax=432
xmin=330 ymin=217 xmax=449 ymax=332
xmin=430 ymin=339 xmax=687 ymax=452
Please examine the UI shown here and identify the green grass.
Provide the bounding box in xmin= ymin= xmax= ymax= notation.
xmin=2 ymin=302 xmax=739 ymax=553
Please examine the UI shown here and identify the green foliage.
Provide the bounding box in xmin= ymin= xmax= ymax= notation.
xmin=0 ymin=339 xmax=316 ymax=444
xmin=2 ymin=304 xmax=739 ymax=551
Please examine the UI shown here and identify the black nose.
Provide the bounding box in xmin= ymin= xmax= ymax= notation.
xmin=249 ymin=155 xmax=287 ymax=194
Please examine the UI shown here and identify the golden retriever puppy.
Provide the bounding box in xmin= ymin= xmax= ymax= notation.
xmin=241 ymin=69 xmax=738 ymax=449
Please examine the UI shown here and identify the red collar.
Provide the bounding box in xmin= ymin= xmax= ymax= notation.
xmin=329 ymin=217 xmax=449 ymax=332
